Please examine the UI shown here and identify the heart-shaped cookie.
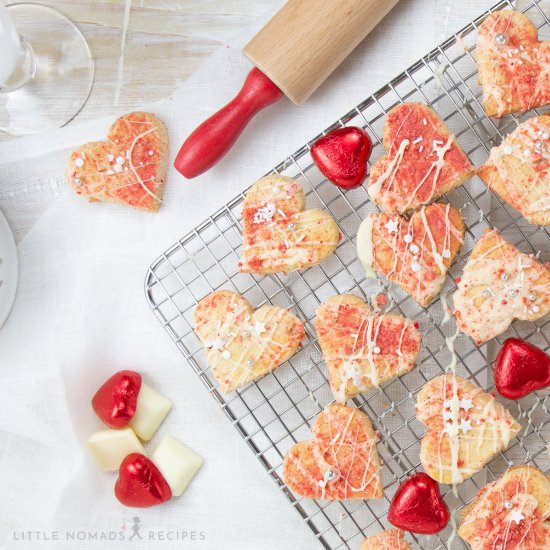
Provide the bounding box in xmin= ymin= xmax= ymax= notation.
xmin=310 ymin=126 xmax=372 ymax=190
xmin=357 ymin=203 xmax=465 ymax=307
xmin=495 ymin=338 xmax=550 ymax=399
xmin=367 ymin=103 xmax=474 ymax=215
xmin=194 ymin=290 xmax=304 ymax=393
xmin=115 ymin=453 xmax=172 ymax=508
xmin=315 ymin=294 xmax=422 ymax=402
xmin=478 ymin=115 xmax=550 ymax=226
xmin=458 ymin=465 xmax=550 ymax=550
xmin=67 ymin=112 xmax=168 ymax=212
xmin=92 ymin=370 xmax=142 ymax=429
xmin=238 ymin=175 xmax=340 ymax=273
xmin=416 ymin=374 xmax=521 ymax=485
xmin=283 ymin=404 xmax=382 ymax=500
xmin=361 ymin=529 xmax=411 ymax=550
xmin=453 ymin=229 xmax=550 ymax=344
xmin=387 ymin=472 xmax=449 ymax=534
xmin=477 ymin=10 xmax=550 ymax=118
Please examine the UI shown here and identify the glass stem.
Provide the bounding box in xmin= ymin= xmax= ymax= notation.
xmin=0 ymin=38 xmax=36 ymax=93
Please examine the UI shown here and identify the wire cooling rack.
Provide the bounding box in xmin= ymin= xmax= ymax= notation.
xmin=145 ymin=1 xmax=550 ymax=548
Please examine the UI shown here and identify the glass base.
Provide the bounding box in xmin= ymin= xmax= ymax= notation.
xmin=0 ymin=3 xmax=94 ymax=136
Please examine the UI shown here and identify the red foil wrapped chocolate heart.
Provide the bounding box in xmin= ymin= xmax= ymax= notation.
xmin=92 ymin=370 xmax=142 ymax=429
xmin=310 ymin=126 xmax=372 ymax=189
xmin=388 ymin=472 xmax=449 ymax=534
xmin=494 ymin=338 xmax=550 ymax=399
xmin=115 ymin=453 xmax=172 ymax=508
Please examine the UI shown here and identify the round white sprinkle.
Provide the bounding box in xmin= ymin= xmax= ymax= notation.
xmin=113 ymin=164 xmax=123 ymax=173
xmin=523 ymin=149 xmax=531 ymax=157
xmin=373 ymin=346 xmax=381 ymax=354
xmin=404 ymin=234 xmax=413 ymax=244
xmin=73 ymin=177 xmax=81 ymax=184
xmin=246 ymin=359 xmax=254 ymax=367
xmin=288 ymin=222 xmax=297 ymax=230
xmin=411 ymin=262 xmax=421 ymax=273
xmin=501 ymin=273 xmax=509 ymax=281
xmin=107 ymin=169 xmax=114 ymax=175
xmin=534 ymin=141 xmax=545 ymax=151
xmin=503 ymin=145 xmax=513 ymax=155
xmin=108 ymin=154 xmax=114 ymax=162
xmin=116 ymin=156 xmax=125 ymax=165
xmin=74 ymin=157 xmax=84 ymax=167
xmin=528 ymin=292 xmax=536 ymax=301
xmin=148 ymin=150 xmax=154 ymax=156
xmin=409 ymin=244 xmax=419 ymax=254
xmin=495 ymin=33 xmax=508 ymax=44
xmin=508 ymin=289 xmax=518 ymax=298
xmin=532 ymin=305 xmax=540 ymax=313
xmin=222 ymin=350 xmax=231 ymax=360
xmin=504 ymin=500 xmax=512 ymax=509
xmin=482 ymin=289 xmax=491 ymax=298
xmin=442 ymin=249 xmax=451 ymax=259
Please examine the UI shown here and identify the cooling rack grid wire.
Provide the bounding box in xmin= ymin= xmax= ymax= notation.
xmin=145 ymin=1 xmax=550 ymax=548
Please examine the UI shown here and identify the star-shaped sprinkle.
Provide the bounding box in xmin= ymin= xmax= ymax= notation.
xmin=253 ymin=202 xmax=276 ymax=224
xmin=459 ymin=398 xmax=473 ymax=411
xmin=254 ymin=321 xmax=266 ymax=335
xmin=459 ymin=419 xmax=472 ymax=433
xmin=508 ymin=509 xmax=525 ymax=524
xmin=384 ymin=219 xmax=399 ymax=234
xmin=443 ymin=422 xmax=459 ymax=437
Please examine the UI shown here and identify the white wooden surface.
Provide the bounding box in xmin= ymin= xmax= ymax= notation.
xmin=9 ymin=0 xmax=279 ymax=125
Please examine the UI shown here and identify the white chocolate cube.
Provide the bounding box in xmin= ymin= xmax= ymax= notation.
xmin=87 ymin=427 xmax=144 ymax=472
xmin=128 ymin=382 xmax=172 ymax=441
xmin=152 ymin=436 xmax=203 ymax=497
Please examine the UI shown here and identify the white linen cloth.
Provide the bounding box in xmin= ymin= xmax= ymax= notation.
xmin=0 ymin=1 xmax=513 ymax=549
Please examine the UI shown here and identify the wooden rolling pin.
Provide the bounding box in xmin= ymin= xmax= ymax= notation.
xmin=175 ymin=0 xmax=401 ymax=179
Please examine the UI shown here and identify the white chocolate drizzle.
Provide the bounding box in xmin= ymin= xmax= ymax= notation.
xmin=485 ymin=116 xmax=550 ymax=225
xmin=400 ymin=135 xmax=454 ymax=212
xmin=318 ymin=299 xmax=420 ymax=404
xmin=361 ymin=204 xmax=463 ymax=306
xmin=417 ymin=374 xmax=520 ymax=485
xmin=196 ymin=292 xmax=301 ymax=392
xmin=286 ymin=405 xmax=381 ymax=500
xmin=357 ymin=216 xmax=377 ymax=278
xmin=368 ymin=139 xmax=410 ymax=201
xmin=477 ymin=11 xmax=550 ymax=117
xmin=453 ymin=229 xmax=550 ymax=343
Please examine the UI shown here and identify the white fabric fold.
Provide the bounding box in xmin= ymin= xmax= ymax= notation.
xmin=0 ymin=1 xmax=509 ymax=548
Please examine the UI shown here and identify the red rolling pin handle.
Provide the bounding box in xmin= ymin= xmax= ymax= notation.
xmin=174 ymin=68 xmax=284 ymax=179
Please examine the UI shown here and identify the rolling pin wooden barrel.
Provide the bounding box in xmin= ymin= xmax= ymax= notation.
xmin=174 ymin=0 xmax=401 ymax=179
